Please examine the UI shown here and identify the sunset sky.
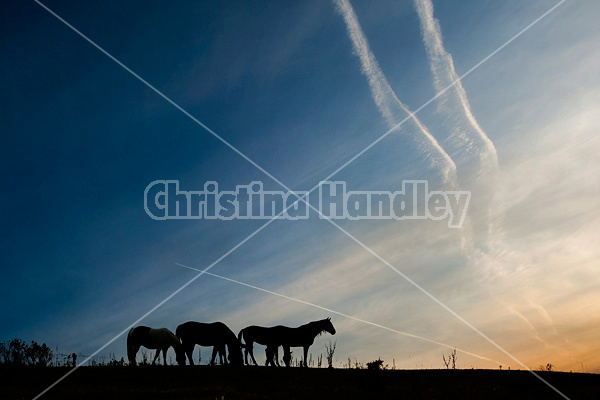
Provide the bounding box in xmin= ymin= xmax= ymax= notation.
xmin=2 ymin=0 xmax=599 ymax=381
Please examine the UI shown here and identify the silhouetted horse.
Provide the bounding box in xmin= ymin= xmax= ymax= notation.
xmin=127 ymin=326 xmax=186 ymax=366
xmin=238 ymin=317 xmax=336 ymax=367
xmin=176 ymin=321 xmax=243 ymax=366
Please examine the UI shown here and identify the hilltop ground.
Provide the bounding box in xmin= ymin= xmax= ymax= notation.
xmin=3 ymin=366 xmax=599 ymax=400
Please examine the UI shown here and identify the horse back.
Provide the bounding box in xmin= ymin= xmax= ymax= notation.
xmin=273 ymin=325 xmax=311 ymax=346
xmin=177 ymin=321 xmax=236 ymax=346
xmin=242 ymin=325 xmax=288 ymax=345
xmin=245 ymin=325 xmax=316 ymax=347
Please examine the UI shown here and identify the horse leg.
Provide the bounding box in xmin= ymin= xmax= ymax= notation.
xmin=163 ymin=347 xmax=168 ymax=365
xmin=274 ymin=347 xmax=280 ymax=367
xmin=265 ymin=346 xmax=279 ymax=367
xmin=130 ymin=344 xmax=140 ymax=366
xmin=249 ymin=344 xmax=259 ymax=366
xmin=152 ymin=350 xmax=160 ymax=365
xmin=184 ymin=344 xmax=194 ymax=366
xmin=282 ymin=346 xmax=291 ymax=367
xmin=210 ymin=347 xmax=218 ymax=365
xmin=303 ymin=346 xmax=309 ymax=368
xmin=265 ymin=347 xmax=272 ymax=366
xmin=214 ymin=346 xmax=222 ymax=365
xmin=243 ymin=345 xmax=250 ymax=365
xmin=221 ymin=345 xmax=228 ymax=365
xmin=244 ymin=340 xmax=257 ymax=366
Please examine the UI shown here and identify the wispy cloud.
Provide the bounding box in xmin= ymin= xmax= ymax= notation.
xmin=333 ymin=0 xmax=457 ymax=185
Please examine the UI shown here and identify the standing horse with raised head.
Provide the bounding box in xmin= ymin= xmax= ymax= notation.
xmin=176 ymin=321 xmax=243 ymax=366
xmin=127 ymin=326 xmax=186 ymax=366
xmin=238 ymin=317 xmax=335 ymax=367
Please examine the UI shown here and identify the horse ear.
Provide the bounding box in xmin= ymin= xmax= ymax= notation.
xmin=328 ymin=317 xmax=331 ymax=321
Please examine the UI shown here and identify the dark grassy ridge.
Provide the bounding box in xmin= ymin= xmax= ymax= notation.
xmin=3 ymin=366 xmax=598 ymax=400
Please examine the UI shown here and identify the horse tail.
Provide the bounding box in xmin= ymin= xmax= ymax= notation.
xmin=127 ymin=327 xmax=136 ymax=366
xmin=175 ymin=324 xmax=183 ymax=342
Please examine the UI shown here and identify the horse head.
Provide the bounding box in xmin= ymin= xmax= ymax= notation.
xmin=324 ymin=317 xmax=336 ymax=335
xmin=175 ymin=349 xmax=187 ymax=366
xmin=173 ymin=335 xmax=187 ymax=366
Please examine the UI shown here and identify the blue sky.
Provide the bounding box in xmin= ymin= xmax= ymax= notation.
xmin=2 ymin=0 xmax=600 ymax=373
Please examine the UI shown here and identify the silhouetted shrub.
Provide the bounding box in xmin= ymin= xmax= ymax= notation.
xmin=0 ymin=339 xmax=53 ymax=366
xmin=537 ymin=363 xmax=554 ymax=372
xmin=325 ymin=340 xmax=336 ymax=368
xmin=367 ymin=358 xmax=387 ymax=370
xmin=107 ymin=357 xmax=126 ymax=367
xmin=443 ymin=348 xmax=457 ymax=369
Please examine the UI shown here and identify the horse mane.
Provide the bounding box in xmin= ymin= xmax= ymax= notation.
xmin=303 ymin=318 xmax=331 ymax=337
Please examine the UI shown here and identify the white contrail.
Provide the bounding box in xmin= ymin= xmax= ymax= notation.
xmin=334 ymin=0 xmax=457 ymax=185
xmin=175 ymin=263 xmax=502 ymax=364
xmin=415 ymin=0 xmax=501 ymax=252
xmin=414 ymin=0 xmax=498 ymax=171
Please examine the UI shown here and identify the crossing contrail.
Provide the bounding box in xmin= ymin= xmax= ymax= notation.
xmin=334 ymin=0 xmax=457 ymax=185
xmin=414 ymin=0 xmax=498 ymax=171
xmin=415 ymin=0 xmax=502 ymax=252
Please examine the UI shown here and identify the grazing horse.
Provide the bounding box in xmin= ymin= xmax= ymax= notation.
xmin=176 ymin=321 xmax=243 ymax=366
xmin=127 ymin=326 xmax=186 ymax=366
xmin=238 ymin=317 xmax=336 ymax=367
